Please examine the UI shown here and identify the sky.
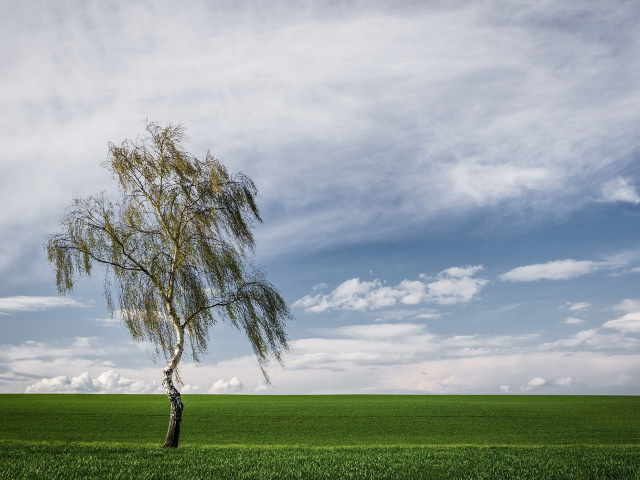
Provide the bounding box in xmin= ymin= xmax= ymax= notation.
xmin=1 ymin=0 xmax=640 ymax=395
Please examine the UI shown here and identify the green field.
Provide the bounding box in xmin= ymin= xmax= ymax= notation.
xmin=1 ymin=395 xmax=639 ymax=479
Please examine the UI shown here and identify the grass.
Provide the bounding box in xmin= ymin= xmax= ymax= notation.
xmin=1 ymin=394 xmax=639 ymax=478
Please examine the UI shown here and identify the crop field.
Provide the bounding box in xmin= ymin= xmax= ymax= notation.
xmin=1 ymin=394 xmax=639 ymax=479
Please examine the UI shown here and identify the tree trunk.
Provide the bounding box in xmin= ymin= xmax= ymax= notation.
xmin=163 ymin=375 xmax=183 ymax=448
xmin=162 ymin=320 xmax=185 ymax=448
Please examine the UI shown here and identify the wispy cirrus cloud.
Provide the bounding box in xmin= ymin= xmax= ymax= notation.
xmin=3 ymin=1 xmax=640 ymax=262
xmin=293 ymin=266 xmax=488 ymax=312
xmin=499 ymin=259 xmax=609 ymax=282
xmin=599 ymin=177 xmax=640 ymax=204
xmin=566 ymin=302 xmax=591 ymax=311
xmin=0 ymin=296 xmax=88 ymax=315
xmin=602 ymin=299 xmax=640 ymax=334
xmin=602 ymin=314 xmax=640 ymax=334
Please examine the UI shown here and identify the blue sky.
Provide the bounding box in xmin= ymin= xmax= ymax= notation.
xmin=1 ymin=0 xmax=640 ymax=394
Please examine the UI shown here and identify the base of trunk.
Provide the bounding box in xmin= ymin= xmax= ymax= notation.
xmin=163 ymin=392 xmax=183 ymax=448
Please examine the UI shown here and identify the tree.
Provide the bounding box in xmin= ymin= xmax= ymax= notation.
xmin=46 ymin=121 xmax=292 ymax=448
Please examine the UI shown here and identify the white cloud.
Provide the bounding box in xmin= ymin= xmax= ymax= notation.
xmin=499 ymin=259 xmax=607 ymax=282
xmin=254 ymin=378 xmax=269 ymax=392
xmin=2 ymin=1 xmax=640 ymax=265
xmin=25 ymin=370 xmax=161 ymax=394
xmin=425 ymin=266 xmax=489 ymax=305
xmin=602 ymin=312 xmax=640 ymax=333
xmin=602 ymin=299 xmax=640 ymax=333
xmin=600 ymin=177 xmax=640 ymax=204
xmin=565 ymin=317 xmax=586 ymax=325
xmin=294 ymin=266 xmax=488 ymax=312
xmin=328 ymin=323 xmax=426 ymax=341
xmin=520 ymin=376 xmax=575 ymax=391
xmin=614 ymin=299 xmax=640 ymax=313
xmin=499 ymin=385 xmax=510 ymax=393
xmin=7 ymin=316 xmax=640 ymax=394
xmin=415 ymin=310 xmax=444 ymax=320
xmin=0 ymin=296 xmax=87 ymax=315
xmin=209 ymin=377 xmax=243 ymax=394
xmin=567 ymin=302 xmax=591 ymax=311
xmin=181 ymin=384 xmax=203 ymax=393
xmin=541 ymin=328 xmax=639 ymax=350
xmin=527 ymin=377 xmax=548 ymax=387
xmin=553 ymin=376 xmax=576 ymax=387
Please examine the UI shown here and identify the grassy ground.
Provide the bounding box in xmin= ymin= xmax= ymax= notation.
xmin=1 ymin=395 xmax=639 ymax=478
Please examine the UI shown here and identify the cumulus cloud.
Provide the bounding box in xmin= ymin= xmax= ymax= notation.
xmin=499 ymin=259 xmax=607 ymax=282
xmin=0 ymin=296 xmax=87 ymax=315
xmin=520 ymin=376 xmax=575 ymax=391
xmin=599 ymin=177 xmax=640 ymax=204
xmin=209 ymin=377 xmax=243 ymax=394
xmin=424 ymin=266 xmax=489 ymax=305
xmin=293 ymin=266 xmax=488 ymax=312
xmin=25 ymin=370 xmax=161 ymax=393
xmin=181 ymin=384 xmax=206 ymax=394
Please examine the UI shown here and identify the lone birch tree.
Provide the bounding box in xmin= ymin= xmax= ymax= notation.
xmin=46 ymin=121 xmax=291 ymax=448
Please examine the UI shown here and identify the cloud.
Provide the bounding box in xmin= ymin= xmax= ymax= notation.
xmin=181 ymin=384 xmax=206 ymax=394
xmin=614 ymin=299 xmax=640 ymax=313
xmin=499 ymin=259 xmax=607 ymax=282
xmin=415 ymin=310 xmax=444 ymax=320
xmin=424 ymin=266 xmax=489 ymax=305
xmin=254 ymin=378 xmax=269 ymax=392
xmin=8 ymin=315 xmax=640 ymax=394
xmin=602 ymin=313 xmax=640 ymax=334
xmin=565 ymin=317 xmax=586 ymax=325
xmin=209 ymin=377 xmax=243 ymax=394
xmin=0 ymin=296 xmax=87 ymax=315
xmin=25 ymin=370 xmax=161 ymax=394
xmin=2 ymin=1 xmax=640 ymax=265
xmin=293 ymin=278 xmax=403 ymax=312
xmin=526 ymin=377 xmax=547 ymax=388
xmin=520 ymin=376 xmax=575 ymax=391
xmin=602 ymin=299 xmax=640 ymax=333
xmin=567 ymin=302 xmax=590 ymax=311
xmin=294 ymin=266 xmax=488 ymax=312
xmin=263 ymin=344 xmax=640 ymax=394
xmin=288 ymin=322 xmax=540 ymax=373
xmin=599 ymin=177 xmax=640 ymax=204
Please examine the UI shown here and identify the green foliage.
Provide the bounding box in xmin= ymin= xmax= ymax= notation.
xmin=45 ymin=121 xmax=290 ymax=374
